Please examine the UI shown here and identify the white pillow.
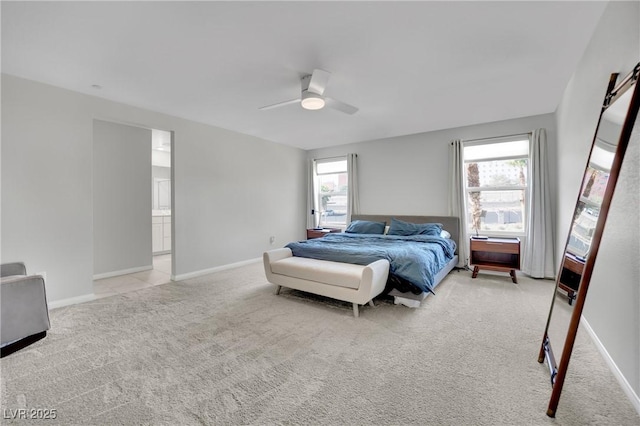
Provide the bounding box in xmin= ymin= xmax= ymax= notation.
xmin=440 ymin=229 xmax=451 ymax=239
xmin=384 ymin=225 xmax=390 ymax=235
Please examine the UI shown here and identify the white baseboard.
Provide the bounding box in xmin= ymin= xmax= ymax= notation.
xmin=48 ymin=293 xmax=96 ymax=310
xmin=51 ymin=258 xmax=261 ymax=308
xmin=581 ymin=317 xmax=640 ymax=415
xmin=93 ymin=265 xmax=152 ymax=280
xmin=172 ymin=257 xmax=261 ymax=281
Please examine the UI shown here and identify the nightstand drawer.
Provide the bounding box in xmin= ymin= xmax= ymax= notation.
xmin=307 ymin=228 xmax=342 ymax=239
xmin=562 ymin=255 xmax=584 ymax=275
xmin=471 ymin=240 xmax=519 ymax=254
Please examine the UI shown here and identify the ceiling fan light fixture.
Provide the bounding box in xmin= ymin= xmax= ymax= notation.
xmin=259 ymin=69 xmax=357 ymax=114
xmin=301 ymin=91 xmax=325 ymax=110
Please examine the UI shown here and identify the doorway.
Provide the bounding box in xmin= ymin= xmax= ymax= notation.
xmin=151 ymin=129 xmax=172 ymax=276
xmin=92 ymin=121 xmax=174 ymax=298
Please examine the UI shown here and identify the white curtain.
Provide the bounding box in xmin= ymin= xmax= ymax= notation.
xmin=306 ymin=159 xmax=317 ymax=229
xmin=346 ymin=153 xmax=360 ymax=224
xmin=523 ymin=129 xmax=555 ymax=278
xmin=449 ymin=140 xmax=468 ymax=268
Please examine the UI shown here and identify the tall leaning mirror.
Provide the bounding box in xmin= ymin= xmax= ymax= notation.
xmin=538 ymin=63 xmax=640 ymax=418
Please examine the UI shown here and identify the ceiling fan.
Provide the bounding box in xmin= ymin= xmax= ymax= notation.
xmin=259 ymin=69 xmax=358 ymax=115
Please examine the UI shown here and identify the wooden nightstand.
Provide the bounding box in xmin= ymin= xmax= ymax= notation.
xmin=558 ymin=253 xmax=584 ymax=305
xmin=470 ymin=237 xmax=521 ymax=283
xmin=306 ymin=228 xmax=342 ymax=239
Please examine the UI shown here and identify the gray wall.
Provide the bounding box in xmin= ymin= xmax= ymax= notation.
xmin=2 ymin=76 xmax=93 ymax=302
xmin=1 ymin=74 xmax=307 ymax=303
xmin=93 ymin=120 xmax=152 ymax=276
xmin=555 ymin=1 xmax=639 ymax=398
xmin=172 ymin=119 xmax=307 ymax=275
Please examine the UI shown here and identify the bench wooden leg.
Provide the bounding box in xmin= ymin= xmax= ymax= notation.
xmin=352 ymin=303 xmax=359 ymax=318
xmin=274 ymin=285 xmax=282 ymax=295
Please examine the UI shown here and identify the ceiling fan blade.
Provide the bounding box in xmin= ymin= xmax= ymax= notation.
xmin=258 ymin=98 xmax=300 ymax=110
xmin=325 ymin=97 xmax=359 ymax=115
xmin=307 ymin=69 xmax=331 ymax=95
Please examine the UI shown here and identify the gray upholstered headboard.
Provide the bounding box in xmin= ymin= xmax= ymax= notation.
xmin=350 ymin=214 xmax=460 ymax=254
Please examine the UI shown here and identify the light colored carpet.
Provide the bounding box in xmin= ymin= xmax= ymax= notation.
xmin=1 ymin=263 xmax=638 ymax=425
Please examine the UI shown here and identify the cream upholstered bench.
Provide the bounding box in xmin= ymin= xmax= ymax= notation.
xmin=263 ymin=248 xmax=390 ymax=317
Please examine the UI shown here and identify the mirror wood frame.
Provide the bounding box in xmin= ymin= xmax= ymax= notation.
xmin=538 ymin=63 xmax=640 ymax=418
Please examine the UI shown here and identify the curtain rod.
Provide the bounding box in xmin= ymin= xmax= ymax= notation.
xmin=312 ymin=154 xmax=356 ymax=161
xmin=462 ymin=131 xmax=532 ymax=144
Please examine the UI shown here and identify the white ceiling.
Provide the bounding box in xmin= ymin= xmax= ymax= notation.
xmin=1 ymin=1 xmax=607 ymax=150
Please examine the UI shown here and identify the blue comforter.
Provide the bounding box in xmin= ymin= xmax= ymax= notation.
xmin=285 ymin=233 xmax=457 ymax=294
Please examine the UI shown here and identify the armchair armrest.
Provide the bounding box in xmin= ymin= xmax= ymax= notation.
xmin=1 ymin=262 xmax=27 ymax=277
xmin=1 ymin=275 xmax=50 ymax=346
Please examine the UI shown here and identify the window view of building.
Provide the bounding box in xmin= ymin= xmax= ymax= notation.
xmin=567 ymin=204 xmax=598 ymax=258
xmin=566 ymin=147 xmax=611 ymax=257
xmin=314 ymin=158 xmax=348 ymax=228
xmin=463 ymin=138 xmax=530 ymax=235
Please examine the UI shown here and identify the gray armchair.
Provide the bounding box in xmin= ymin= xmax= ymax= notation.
xmin=1 ymin=262 xmax=50 ymax=357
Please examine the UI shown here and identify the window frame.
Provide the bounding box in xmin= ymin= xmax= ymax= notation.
xmin=462 ymin=136 xmax=531 ymax=238
xmin=313 ymin=156 xmax=349 ymax=229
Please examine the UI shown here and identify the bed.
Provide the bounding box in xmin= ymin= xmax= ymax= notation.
xmin=286 ymin=215 xmax=460 ymax=306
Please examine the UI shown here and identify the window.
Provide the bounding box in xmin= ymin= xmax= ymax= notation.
xmin=463 ymin=137 xmax=529 ymax=235
xmin=314 ymin=157 xmax=348 ymax=228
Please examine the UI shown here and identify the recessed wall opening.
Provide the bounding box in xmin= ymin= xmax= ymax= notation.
xmin=92 ymin=120 xmax=174 ymax=297
xmin=151 ymin=129 xmax=172 ymax=278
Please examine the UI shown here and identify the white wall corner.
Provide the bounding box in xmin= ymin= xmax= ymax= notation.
xmin=581 ymin=316 xmax=640 ymax=416
xmin=172 ymin=258 xmax=261 ymax=281
xmin=93 ymin=265 xmax=153 ymax=281
xmin=48 ymin=293 xmax=96 ymax=310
